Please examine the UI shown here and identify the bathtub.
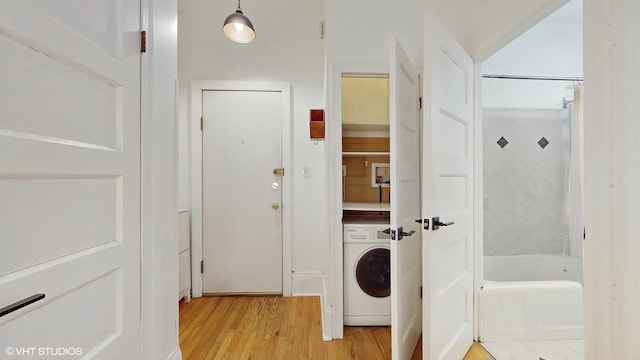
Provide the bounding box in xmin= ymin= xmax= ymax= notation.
xmin=480 ymin=255 xmax=584 ymax=342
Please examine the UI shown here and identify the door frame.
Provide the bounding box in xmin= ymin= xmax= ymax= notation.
xmin=190 ymin=80 xmax=292 ymax=298
xmin=327 ymin=62 xmax=389 ymax=339
xmin=472 ymin=63 xmax=484 ymax=341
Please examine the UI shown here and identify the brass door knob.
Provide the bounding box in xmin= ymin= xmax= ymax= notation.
xmin=272 ymin=203 xmax=279 ymax=210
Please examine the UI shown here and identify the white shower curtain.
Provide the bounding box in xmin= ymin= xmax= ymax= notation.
xmin=567 ymin=85 xmax=584 ymax=258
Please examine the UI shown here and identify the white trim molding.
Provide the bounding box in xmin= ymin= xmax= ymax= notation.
xmin=140 ymin=0 xmax=180 ymax=359
xmin=472 ymin=62 xmax=484 ymax=341
xmin=326 ymin=62 xmax=390 ymax=340
xmin=292 ymin=271 xmax=331 ymax=341
xmin=166 ymin=346 xmax=182 ymax=360
xmin=190 ymin=80 xmax=292 ymax=298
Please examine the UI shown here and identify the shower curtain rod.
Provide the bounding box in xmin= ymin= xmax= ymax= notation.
xmin=483 ymin=74 xmax=584 ymax=82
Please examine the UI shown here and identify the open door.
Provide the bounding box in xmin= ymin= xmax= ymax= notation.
xmin=422 ymin=12 xmax=475 ymax=360
xmin=0 ymin=1 xmax=142 ymax=357
xmin=389 ymin=37 xmax=422 ymax=360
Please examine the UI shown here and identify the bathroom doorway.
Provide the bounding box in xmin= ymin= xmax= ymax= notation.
xmin=478 ymin=1 xmax=585 ymax=359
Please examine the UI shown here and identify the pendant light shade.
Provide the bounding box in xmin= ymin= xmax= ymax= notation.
xmin=223 ymin=0 xmax=255 ymax=44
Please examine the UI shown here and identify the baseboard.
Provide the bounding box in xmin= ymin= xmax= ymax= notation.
xmin=292 ymin=271 xmax=333 ymax=341
xmin=291 ymin=271 xmax=324 ymax=296
xmin=166 ymin=346 xmax=182 ymax=360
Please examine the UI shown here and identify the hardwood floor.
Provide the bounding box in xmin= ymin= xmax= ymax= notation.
xmin=179 ymin=296 xmax=494 ymax=359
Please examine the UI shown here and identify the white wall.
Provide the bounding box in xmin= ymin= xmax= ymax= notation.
xmin=583 ymin=0 xmax=640 ymax=358
xmin=483 ymin=109 xmax=570 ymax=256
xmin=177 ymin=5 xmax=327 ymax=274
xmin=482 ymin=0 xmax=583 ymax=109
xmin=324 ymin=0 xmax=426 ymax=67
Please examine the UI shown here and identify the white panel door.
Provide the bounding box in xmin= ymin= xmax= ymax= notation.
xmin=0 ymin=1 xmax=141 ymax=358
xmin=422 ymin=13 xmax=475 ymax=360
xmin=202 ymin=90 xmax=283 ymax=295
xmin=390 ymin=38 xmax=422 ymax=360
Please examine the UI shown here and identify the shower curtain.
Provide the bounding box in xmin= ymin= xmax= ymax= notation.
xmin=567 ymin=85 xmax=584 ymax=258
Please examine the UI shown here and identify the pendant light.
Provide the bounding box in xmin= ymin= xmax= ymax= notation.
xmin=222 ymin=0 xmax=255 ymax=44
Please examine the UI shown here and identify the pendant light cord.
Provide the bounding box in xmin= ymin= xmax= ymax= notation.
xmin=237 ymin=0 xmax=242 ymax=11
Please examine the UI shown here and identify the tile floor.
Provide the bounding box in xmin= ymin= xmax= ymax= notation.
xmin=482 ymin=339 xmax=584 ymax=360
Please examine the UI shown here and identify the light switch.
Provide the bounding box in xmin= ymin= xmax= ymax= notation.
xmin=303 ymin=166 xmax=311 ymax=177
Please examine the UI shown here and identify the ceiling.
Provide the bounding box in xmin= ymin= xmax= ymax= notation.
xmin=179 ymin=0 xmax=578 ymax=60
xmin=178 ymin=0 xmax=324 ymax=16
xmin=428 ymin=0 xmax=574 ymax=60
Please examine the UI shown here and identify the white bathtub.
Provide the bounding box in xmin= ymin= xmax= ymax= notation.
xmin=481 ymin=255 xmax=584 ymax=342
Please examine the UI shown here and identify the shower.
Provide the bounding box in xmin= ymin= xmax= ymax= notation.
xmin=478 ymin=1 xmax=584 ymax=355
xmin=480 ymin=75 xmax=585 ymax=348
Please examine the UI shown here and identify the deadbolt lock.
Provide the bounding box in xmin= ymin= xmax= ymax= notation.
xmin=273 ymin=167 xmax=285 ymax=176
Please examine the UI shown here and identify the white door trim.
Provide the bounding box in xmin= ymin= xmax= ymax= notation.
xmin=472 ymin=62 xmax=484 ymax=341
xmin=190 ymin=80 xmax=292 ymax=297
xmin=140 ymin=0 xmax=181 ymax=358
xmin=327 ymin=62 xmax=389 ymax=339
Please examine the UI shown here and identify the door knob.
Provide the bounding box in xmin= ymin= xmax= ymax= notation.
xmin=383 ymin=227 xmax=416 ymax=240
xmin=273 ymin=167 xmax=285 ymax=176
xmin=397 ymin=226 xmax=415 ymax=241
xmin=271 ymin=203 xmax=279 ymax=210
xmin=0 ymin=293 xmax=45 ymax=318
xmin=432 ymin=216 xmax=454 ymax=231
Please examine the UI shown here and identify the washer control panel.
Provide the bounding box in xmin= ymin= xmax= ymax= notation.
xmin=343 ymin=224 xmax=391 ymax=243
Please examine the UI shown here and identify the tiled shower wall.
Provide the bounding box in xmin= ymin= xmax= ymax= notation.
xmin=483 ymin=109 xmax=570 ymax=255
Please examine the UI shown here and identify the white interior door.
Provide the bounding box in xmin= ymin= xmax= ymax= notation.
xmin=422 ymin=12 xmax=475 ymax=360
xmin=202 ymin=89 xmax=283 ymax=295
xmin=389 ymin=37 xmax=422 ymax=360
xmin=0 ymin=1 xmax=141 ymax=357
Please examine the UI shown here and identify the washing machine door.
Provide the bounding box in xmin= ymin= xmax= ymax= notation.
xmin=355 ymin=247 xmax=391 ymax=298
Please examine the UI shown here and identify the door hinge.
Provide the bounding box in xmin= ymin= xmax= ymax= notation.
xmin=418 ymin=97 xmax=422 ymax=110
xmin=200 ymin=260 xmax=204 ymax=274
xmin=420 ymin=286 xmax=423 ymax=299
xmin=391 ymin=229 xmax=397 ymax=241
xmin=140 ymin=30 xmax=147 ymax=53
xmin=320 ymin=21 xmax=325 ymax=39
xmin=200 ymin=117 xmax=204 ymax=131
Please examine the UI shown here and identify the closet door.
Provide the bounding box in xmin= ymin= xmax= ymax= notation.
xmin=422 ymin=12 xmax=475 ymax=360
xmin=389 ymin=37 xmax=422 ymax=360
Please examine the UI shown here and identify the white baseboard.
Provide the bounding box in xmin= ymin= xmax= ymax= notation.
xmin=166 ymin=346 xmax=182 ymax=360
xmin=291 ymin=271 xmax=333 ymax=341
xmin=291 ymin=271 xmax=324 ymax=296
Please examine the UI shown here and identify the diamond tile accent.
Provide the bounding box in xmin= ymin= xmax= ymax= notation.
xmin=497 ymin=136 xmax=508 ymax=148
xmin=538 ymin=137 xmax=549 ymax=149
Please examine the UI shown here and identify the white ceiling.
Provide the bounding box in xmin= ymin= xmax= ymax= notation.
xmin=178 ymin=0 xmax=324 ymax=16
xmin=179 ymin=0 xmax=580 ymax=60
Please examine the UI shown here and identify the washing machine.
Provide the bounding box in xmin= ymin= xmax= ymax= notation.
xmin=343 ymin=220 xmax=391 ymax=326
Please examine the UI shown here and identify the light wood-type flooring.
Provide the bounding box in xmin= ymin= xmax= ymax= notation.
xmin=179 ymin=296 xmax=494 ymax=360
